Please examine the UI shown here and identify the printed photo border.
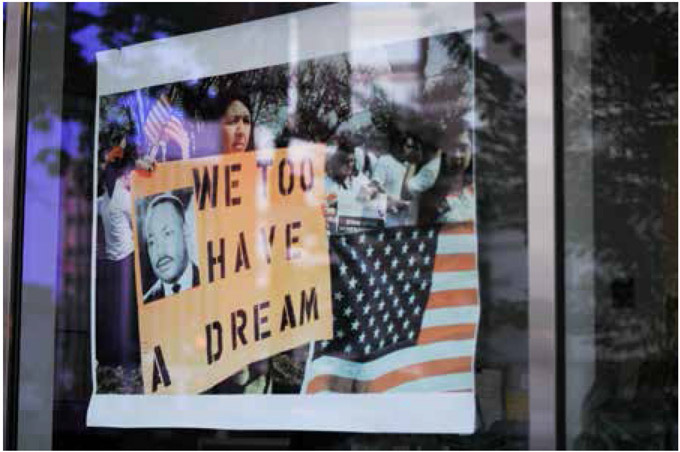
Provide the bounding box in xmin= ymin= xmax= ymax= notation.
xmin=88 ymin=2 xmax=478 ymax=433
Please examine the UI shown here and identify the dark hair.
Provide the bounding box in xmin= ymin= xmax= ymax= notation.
xmin=335 ymin=133 xmax=356 ymax=155
xmin=336 ymin=133 xmax=360 ymax=179
xmin=144 ymin=194 xmax=186 ymax=241
xmin=102 ymin=147 xmax=136 ymax=197
xmin=326 ymin=147 xmax=355 ymax=189
xmin=225 ymin=96 xmax=255 ymax=151
xmin=148 ymin=194 xmax=186 ymax=221
xmin=388 ymin=109 xmax=444 ymax=165
xmin=199 ymin=88 xmax=255 ymax=151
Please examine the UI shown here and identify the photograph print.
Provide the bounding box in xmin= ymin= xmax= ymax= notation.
xmin=93 ymin=26 xmax=478 ymax=398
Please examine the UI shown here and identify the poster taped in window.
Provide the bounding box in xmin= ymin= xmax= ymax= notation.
xmin=88 ymin=2 xmax=479 ymax=433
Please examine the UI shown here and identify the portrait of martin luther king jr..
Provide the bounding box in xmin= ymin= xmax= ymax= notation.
xmin=142 ymin=193 xmax=200 ymax=303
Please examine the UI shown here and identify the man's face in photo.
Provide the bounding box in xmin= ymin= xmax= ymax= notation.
xmin=403 ymin=136 xmax=423 ymax=164
xmin=146 ymin=201 xmax=189 ymax=284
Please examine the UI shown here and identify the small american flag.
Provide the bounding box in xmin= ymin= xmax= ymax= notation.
xmin=142 ymin=89 xmax=190 ymax=161
xmin=303 ymin=223 xmax=479 ymax=393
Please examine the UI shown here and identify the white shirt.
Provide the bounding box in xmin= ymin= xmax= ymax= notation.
xmin=372 ymin=153 xmax=441 ymax=227
xmin=406 ymin=153 xmax=441 ymax=195
xmin=373 ymin=154 xmax=407 ymax=198
xmin=354 ymin=146 xmax=378 ymax=177
xmin=161 ymin=261 xmax=194 ymax=297
xmin=99 ymin=178 xmax=134 ymax=261
xmin=441 ymin=187 xmax=476 ymax=223
xmin=325 ymin=174 xmax=386 ymax=222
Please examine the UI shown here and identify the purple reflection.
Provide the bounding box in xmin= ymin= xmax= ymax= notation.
xmin=152 ymin=31 xmax=170 ymax=40
xmin=71 ymin=24 xmax=107 ymax=63
xmin=73 ymin=2 xmax=107 ymax=17
xmin=32 ymin=3 xmax=52 ymax=12
xmin=61 ymin=119 xmax=86 ymax=158
xmin=22 ymin=114 xmax=84 ymax=287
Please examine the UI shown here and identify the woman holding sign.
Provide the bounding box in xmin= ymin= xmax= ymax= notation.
xmin=136 ymin=90 xmax=272 ymax=394
xmin=210 ymin=92 xmax=310 ymax=395
xmin=203 ymin=92 xmax=275 ymax=395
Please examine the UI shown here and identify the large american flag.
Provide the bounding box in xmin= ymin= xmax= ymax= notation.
xmin=303 ymin=223 xmax=479 ymax=393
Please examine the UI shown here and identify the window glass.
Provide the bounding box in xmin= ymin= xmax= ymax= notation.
xmin=14 ymin=3 xmax=529 ymax=448
xmin=561 ymin=3 xmax=678 ymax=449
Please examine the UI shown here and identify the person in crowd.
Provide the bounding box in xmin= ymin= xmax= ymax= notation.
xmin=96 ymin=139 xmax=141 ymax=378
xmin=354 ymin=145 xmax=378 ymax=180
xmin=372 ymin=125 xmax=443 ymax=227
xmin=325 ymin=134 xmax=385 ymax=228
xmin=188 ymin=90 xmax=257 ymax=157
xmin=197 ymin=90 xmax=276 ymax=394
xmin=419 ymin=128 xmax=475 ymax=225
xmin=325 ymin=139 xmax=358 ymax=194
xmin=98 ymin=91 xmax=270 ymax=393
xmin=220 ymin=95 xmax=254 ymax=153
xmin=142 ymin=194 xmax=200 ymax=303
xmin=134 ymin=89 xmax=285 ymax=394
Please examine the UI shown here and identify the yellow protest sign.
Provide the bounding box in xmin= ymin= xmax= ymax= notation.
xmin=130 ymin=146 xmax=332 ymax=394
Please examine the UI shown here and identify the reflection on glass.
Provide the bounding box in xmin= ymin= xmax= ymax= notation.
xmin=562 ymin=3 xmax=677 ymax=449
xmin=18 ymin=2 xmax=531 ymax=449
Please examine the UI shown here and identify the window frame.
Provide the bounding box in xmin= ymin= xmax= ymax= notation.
xmin=3 ymin=3 xmax=561 ymax=449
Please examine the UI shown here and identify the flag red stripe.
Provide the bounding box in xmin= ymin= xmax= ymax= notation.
xmin=166 ymin=117 xmax=183 ymax=129
xmin=427 ymin=289 xmax=478 ymax=309
xmin=440 ymin=222 xmax=475 ymax=235
xmin=417 ymin=324 xmax=476 ymax=345
xmin=433 ymin=253 xmax=476 ymax=272
xmin=306 ymin=357 xmax=473 ymax=393
xmin=144 ymin=95 xmax=173 ymax=143
xmin=144 ymin=121 xmax=166 ymax=143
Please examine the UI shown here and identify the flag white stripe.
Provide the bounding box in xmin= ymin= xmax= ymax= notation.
xmin=307 ymin=339 xmax=475 ymax=382
xmin=145 ymin=116 xmax=164 ymax=132
xmin=146 ymin=117 xmax=167 ymax=136
xmin=148 ymin=105 xmax=170 ymax=123
xmin=165 ymin=125 xmax=185 ymax=138
xmin=145 ymin=122 xmax=162 ymax=140
xmin=420 ymin=306 xmax=479 ymax=328
xmin=144 ymin=96 xmax=180 ymax=147
xmin=148 ymin=111 xmax=170 ymax=129
xmin=146 ymin=113 xmax=166 ymax=128
xmin=436 ymin=234 xmax=476 ymax=254
xmin=431 ymin=271 xmax=478 ymax=292
xmin=166 ymin=118 xmax=184 ymax=133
